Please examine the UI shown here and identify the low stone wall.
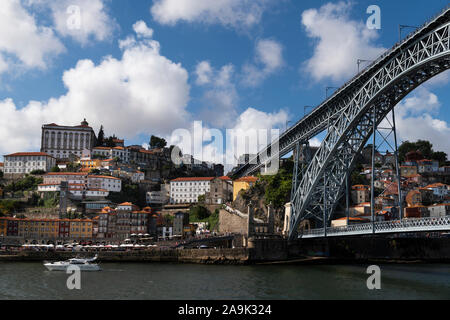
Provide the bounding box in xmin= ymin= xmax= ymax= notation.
xmin=0 ymin=248 xmax=250 ymax=265
xmin=24 ymin=208 xmax=59 ymax=219
xmin=219 ymin=209 xmax=248 ymax=235
xmin=288 ymin=235 xmax=450 ymax=262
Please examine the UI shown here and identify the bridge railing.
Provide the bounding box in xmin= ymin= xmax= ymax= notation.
xmin=233 ymin=6 xmax=450 ymax=178
xmin=300 ymin=216 xmax=450 ymax=238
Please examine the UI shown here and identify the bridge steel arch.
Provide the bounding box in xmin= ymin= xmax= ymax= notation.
xmin=289 ymin=20 xmax=450 ymax=240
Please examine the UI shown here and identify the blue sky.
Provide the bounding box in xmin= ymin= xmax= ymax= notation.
xmin=0 ymin=0 xmax=449 ymax=164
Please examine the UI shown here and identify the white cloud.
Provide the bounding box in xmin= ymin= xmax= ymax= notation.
xmin=195 ymin=61 xmax=239 ymax=128
xmin=242 ymin=38 xmax=284 ymax=87
xmin=195 ymin=61 xmax=213 ymax=85
xmin=232 ymin=107 xmax=288 ymax=133
xmin=27 ymin=0 xmax=116 ymax=45
xmin=424 ymin=69 xmax=450 ymax=87
xmin=310 ymin=137 xmax=322 ymax=147
xmin=0 ymin=24 xmax=191 ymax=156
xmin=394 ymin=87 xmax=450 ymax=156
xmin=301 ymin=1 xmax=386 ymax=82
xmin=0 ymin=0 xmax=64 ymax=75
xmin=150 ymin=0 xmax=272 ymax=29
xmin=133 ymin=20 xmax=154 ymax=38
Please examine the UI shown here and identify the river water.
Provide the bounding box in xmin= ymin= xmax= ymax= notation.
xmin=0 ymin=262 xmax=449 ymax=300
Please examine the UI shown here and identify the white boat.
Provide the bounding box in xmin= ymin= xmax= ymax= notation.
xmin=44 ymin=255 xmax=101 ymax=271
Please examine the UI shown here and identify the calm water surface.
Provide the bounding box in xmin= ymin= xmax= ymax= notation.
xmin=0 ymin=262 xmax=449 ymax=300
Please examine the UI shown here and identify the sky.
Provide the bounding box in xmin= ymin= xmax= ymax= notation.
xmin=0 ymin=0 xmax=449 ymax=167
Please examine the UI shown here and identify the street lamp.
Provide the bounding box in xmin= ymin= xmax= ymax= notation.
xmin=357 ymin=59 xmax=374 ymax=73
xmin=399 ymin=25 xmax=419 ymax=41
xmin=285 ymin=121 xmax=293 ymax=132
xmin=304 ymin=106 xmax=314 ymax=117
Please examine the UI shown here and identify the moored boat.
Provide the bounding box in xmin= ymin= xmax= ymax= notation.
xmin=44 ymin=255 xmax=101 ymax=271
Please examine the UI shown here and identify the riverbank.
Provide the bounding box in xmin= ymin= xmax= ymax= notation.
xmin=0 ymin=248 xmax=251 ymax=265
xmin=2 ymin=235 xmax=450 ymax=265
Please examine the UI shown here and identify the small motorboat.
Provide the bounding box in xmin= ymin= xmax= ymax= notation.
xmin=44 ymin=255 xmax=101 ymax=271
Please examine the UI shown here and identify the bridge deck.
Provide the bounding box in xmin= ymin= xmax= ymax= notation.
xmin=300 ymin=217 xmax=450 ymax=239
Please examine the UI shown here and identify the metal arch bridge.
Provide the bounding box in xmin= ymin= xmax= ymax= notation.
xmin=232 ymin=6 xmax=450 ymax=240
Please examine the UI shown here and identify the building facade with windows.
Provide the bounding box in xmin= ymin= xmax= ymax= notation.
xmin=41 ymin=119 xmax=96 ymax=160
xmin=92 ymin=146 xmax=130 ymax=163
xmin=3 ymin=152 xmax=56 ymax=178
xmin=170 ymin=177 xmax=214 ymax=204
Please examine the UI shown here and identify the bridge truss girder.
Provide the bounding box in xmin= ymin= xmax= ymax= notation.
xmin=289 ymin=22 xmax=450 ymax=240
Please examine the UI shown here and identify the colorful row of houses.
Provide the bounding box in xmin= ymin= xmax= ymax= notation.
xmin=0 ymin=217 xmax=93 ymax=239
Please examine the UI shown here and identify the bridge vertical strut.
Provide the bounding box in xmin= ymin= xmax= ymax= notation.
xmin=392 ymin=109 xmax=403 ymax=221
xmin=371 ymin=106 xmax=376 ymax=234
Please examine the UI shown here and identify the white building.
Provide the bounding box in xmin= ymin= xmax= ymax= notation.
xmin=146 ymin=191 xmax=169 ymax=205
xmin=38 ymin=183 xmax=109 ymax=199
xmin=43 ymin=172 xmax=87 ymax=185
xmin=92 ymin=146 xmax=129 ymax=163
xmin=41 ymin=119 xmax=96 ymax=160
xmin=87 ymin=175 xmax=122 ymax=192
xmin=423 ymin=183 xmax=449 ymax=199
xmin=170 ymin=177 xmax=214 ymax=204
xmin=39 ymin=172 xmax=121 ymax=193
xmin=3 ymin=152 xmax=56 ymax=177
xmin=131 ymin=171 xmax=145 ymax=183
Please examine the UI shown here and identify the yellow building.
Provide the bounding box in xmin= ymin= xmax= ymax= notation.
xmin=233 ymin=176 xmax=259 ymax=201
xmin=0 ymin=218 xmax=7 ymax=236
xmin=80 ymin=159 xmax=103 ymax=171
xmin=69 ymin=219 xmax=93 ymax=239
xmin=19 ymin=219 xmax=59 ymax=239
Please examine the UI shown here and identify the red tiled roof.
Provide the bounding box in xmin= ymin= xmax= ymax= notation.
xmin=171 ymin=177 xmax=215 ymax=182
xmin=5 ymin=152 xmax=54 ymax=158
xmin=45 ymin=172 xmax=87 ymax=176
xmin=334 ymin=217 xmax=370 ymax=222
xmin=235 ymin=176 xmax=258 ymax=183
xmin=88 ymin=175 xmax=121 ymax=180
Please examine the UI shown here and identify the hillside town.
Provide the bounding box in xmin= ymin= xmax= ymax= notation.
xmin=0 ymin=119 xmax=261 ymax=248
xmin=0 ymin=119 xmax=449 ymax=249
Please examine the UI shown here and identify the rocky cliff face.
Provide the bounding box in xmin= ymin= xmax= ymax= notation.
xmin=233 ymin=181 xmax=285 ymax=231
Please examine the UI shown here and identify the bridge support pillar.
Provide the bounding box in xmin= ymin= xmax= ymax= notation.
xmin=283 ymin=203 xmax=292 ymax=237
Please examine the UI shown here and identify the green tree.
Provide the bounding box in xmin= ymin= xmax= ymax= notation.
xmin=5 ymin=176 xmax=43 ymax=192
xmin=259 ymin=167 xmax=293 ymax=209
xmin=189 ymin=205 xmax=210 ymax=221
xmin=432 ymin=151 xmax=447 ymax=166
xmin=104 ymin=136 xmax=117 ymax=148
xmin=398 ymin=140 xmax=433 ymax=162
xmin=50 ymin=166 xmax=60 ymax=172
xmin=197 ymin=194 xmax=206 ymax=204
xmin=150 ymin=135 xmax=167 ymax=149
xmin=97 ymin=125 xmax=105 ymax=146
xmin=30 ymin=169 xmax=46 ymax=175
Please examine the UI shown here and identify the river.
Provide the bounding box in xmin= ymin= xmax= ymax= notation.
xmin=0 ymin=262 xmax=449 ymax=300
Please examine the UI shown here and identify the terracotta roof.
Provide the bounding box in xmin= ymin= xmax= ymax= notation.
xmin=5 ymin=152 xmax=54 ymax=158
xmin=171 ymin=177 xmax=215 ymax=182
xmin=219 ymin=176 xmax=232 ymax=180
xmin=88 ymin=175 xmax=121 ymax=180
xmin=235 ymin=176 xmax=258 ymax=183
xmin=45 ymin=172 xmax=87 ymax=176
xmin=334 ymin=217 xmax=370 ymax=222
xmin=425 ymin=183 xmax=447 ymax=188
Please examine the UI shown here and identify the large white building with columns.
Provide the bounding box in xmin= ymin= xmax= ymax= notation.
xmin=40 ymin=119 xmax=96 ymax=160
